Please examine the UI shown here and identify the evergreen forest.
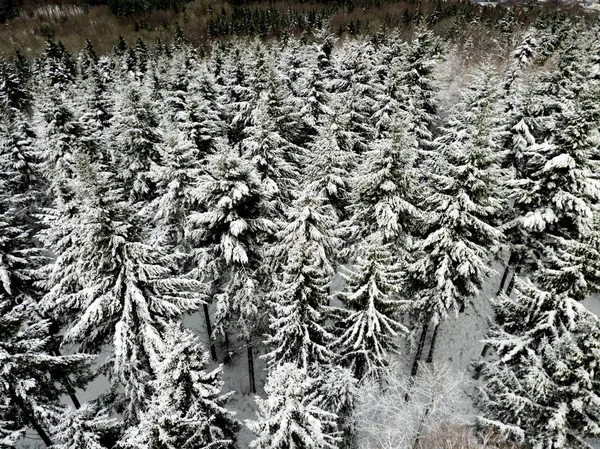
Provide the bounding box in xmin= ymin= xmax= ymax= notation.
xmin=2 ymin=4 xmax=600 ymax=448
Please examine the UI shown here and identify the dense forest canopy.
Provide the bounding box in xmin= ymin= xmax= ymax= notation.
xmin=2 ymin=1 xmax=600 ymax=448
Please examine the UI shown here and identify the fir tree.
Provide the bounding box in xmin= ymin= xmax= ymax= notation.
xmin=265 ymin=192 xmax=340 ymax=370
xmin=246 ymin=363 xmax=338 ymax=449
xmin=41 ymin=158 xmax=203 ymax=425
xmin=347 ymin=113 xmax=422 ymax=248
xmin=144 ymin=123 xmax=202 ymax=248
xmin=305 ymin=104 xmax=356 ymax=221
xmin=479 ymin=279 xmax=600 ymax=448
xmin=407 ymin=68 xmax=505 ymax=370
xmin=332 ymin=235 xmax=407 ymax=381
xmin=186 ymin=145 xmax=275 ymax=366
xmin=50 ymin=403 xmax=120 ymax=449
xmin=397 ymin=27 xmax=441 ymax=152
xmin=110 ymin=82 xmax=162 ymax=205
xmin=119 ymin=325 xmax=239 ymax=449
xmin=241 ymin=90 xmax=300 ymax=213
xmin=0 ymin=299 xmax=92 ymax=448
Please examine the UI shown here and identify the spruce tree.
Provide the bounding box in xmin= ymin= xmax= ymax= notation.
xmin=119 ymin=325 xmax=239 ymax=449
xmin=397 ymin=27 xmax=441 ymax=152
xmin=407 ymin=68 xmax=505 ymax=371
xmin=305 ymin=104 xmax=356 ymax=221
xmin=187 ymin=144 xmax=276 ymax=338
xmin=246 ymin=363 xmax=338 ymax=449
xmin=0 ymin=299 xmax=92 ymax=448
xmin=332 ymin=235 xmax=408 ymax=381
xmin=110 ymin=82 xmax=162 ymax=205
xmin=265 ymin=192 xmax=340 ymax=370
xmin=347 ymin=112 xmax=422 ymax=249
xmin=241 ymin=90 xmax=300 ymax=213
xmin=41 ymin=155 xmax=203 ymax=425
xmin=478 ymin=278 xmax=600 ymax=448
xmin=50 ymin=403 xmax=120 ymax=449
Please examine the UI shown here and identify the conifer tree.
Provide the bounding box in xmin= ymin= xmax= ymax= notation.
xmin=330 ymin=38 xmax=376 ymax=155
xmin=144 ymin=123 xmax=201 ymax=248
xmin=120 ymin=325 xmax=239 ymax=449
xmin=397 ymin=27 xmax=441 ymax=152
xmin=0 ymin=59 xmax=31 ymax=113
xmin=407 ymin=68 xmax=505 ymax=371
xmin=246 ymin=363 xmax=338 ymax=449
xmin=295 ymin=54 xmax=332 ymax=146
xmin=241 ymin=90 xmax=300 ymax=213
xmin=265 ymin=192 xmax=340 ymax=370
xmin=332 ymin=235 xmax=408 ymax=381
xmin=50 ymin=403 xmax=120 ymax=449
xmin=36 ymin=91 xmax=82 ymax=206
xmin=183 ymin=68 xmax=227 ymax=157
xmin=347 ymin=113 xmax=422 ymax=249
xmin=40 ymin=39 xmax=77 ymax=87
xmin=223 ymin=46 xmax=255 ymax=147
xmin=41 ymin=156 xmax=203 ymax=425
xmin=0 ymin=299 xmax=92 ymax=448
xmin=187 ymin=144 xmax=276 ymax=338
xmin=110 ymin=82 xmax=162 ymax=205
xmin=187 ymin=145 xmax=275 ymax=391
xmin=305 ymin=104 xmax=356 ymax=221
xmin=478 ymin=278 xmax=600 ymax=448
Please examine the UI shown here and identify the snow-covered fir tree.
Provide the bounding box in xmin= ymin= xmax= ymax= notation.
xmin=241 ymin=89 xmax=300 ymax=213
xmin=119 ymin=324 xmax=239 ymax=449
xmin=478 ymin=278 xmax=600 ymax=448
xmin=265 ymin=191 xmax=340 ymax=370
xmin=40 ymin=153 xmax=203 ymax=424
xmin=396 ymin=27 xmax=441 ymax=152
xmin=246 ymin=363 xmax=339 ymax=449
xmin=347 ymin=112 xmax=422 ymax=249
xmin=305 ymin=103 xmax=356 ymax=221
xmin=406 ymin=67 xmax=505 ymax=368
xmin=332 ymin=234 xmax=408 ymax=381
xmin=186 ymin=144 xmax=276 ymax=338
xmin=0 ymin=299 xmax=92 ymax=447
xmin=109 ymin=81 xmax=162 ymax=205
xmin=50 ymin=403 xmax=120 ymax=449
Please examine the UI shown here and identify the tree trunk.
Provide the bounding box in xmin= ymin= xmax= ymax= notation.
xmin=410 ymin=322 xmax=429 ymax=377
xmin=406 ymin=322 xmax=429 ymax=402
xmin=247 ymin=338 xmax=256 ymax=394
xmin=496 ymin=266 xmax=511 ymax=296
xmin=425 ymin=323 xmax=440 ymax=364
xmin=223 ymin=332 xmax=231 ymax=364
xmin=203 ymin=303 xmax=218 ymax=362
xmin=50 ymin=347 xmax=81 ymax=409
xmin=7 ymin=383 xmax=53 ymax=447
xmin=496 ymin=251 xmax=514 ymax=296
xmin=505 ymin=263 xmax=522 ymax=297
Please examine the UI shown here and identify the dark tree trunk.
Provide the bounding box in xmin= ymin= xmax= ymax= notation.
xmin=247 ymin=338 xmax=256 ymax=394
xmin=406 ymin=322 xmax=429 ymax=402
xmin=223 ymin=332 xmax=231 ymax=364
xmin=505 ymin=263 xmax=522 ymax=297
xmin=496 ymin=251 xmax=515 ymax=296
xmin=7 ymin=384 xmax=53 ymax=447
xmin=410 ymin=322 xmax=429 ymax=377
xmin=425 ymin=323 xmax=440 ymax=364
xmin=50 ymin=347 xmax=81 ymax=409
xmin=497 ymin=266 xmax=511 ymax=296
xmin=203 ymin=303 xmax=217 ymax=362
